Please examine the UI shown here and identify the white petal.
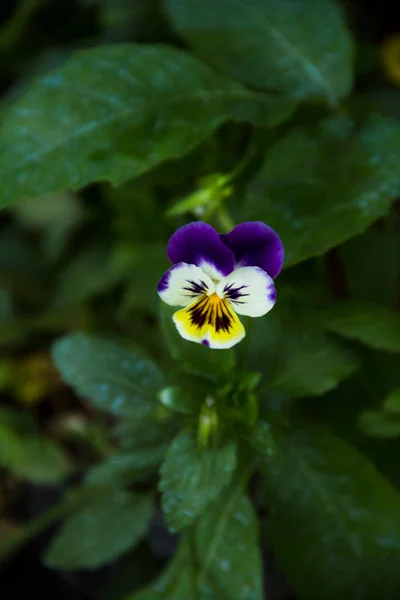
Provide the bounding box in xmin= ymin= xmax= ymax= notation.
xmin=157 ymin=262 xmax=215 ymax=307
xmin=216 ymin=266 xmax=276 ymax=317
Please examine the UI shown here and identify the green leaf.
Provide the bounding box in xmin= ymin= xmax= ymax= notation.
xmin=245 ymin=115 xmax=400 ymax=266
xmin=340 ymin=226 xmax=400 ymax=307
xmin=0 ymin=44 xmax=295 ymax=208
xmin=52 ymin=245 xmax=123 ymax=308
xmin=383 ymin=389 xmax=400 ymax=413
xmin=126 ymin=551 xmax=191 ymax=600
xmin=52 ymin=333 xmax=165 ymax=416
xmin=246 ymin=287 xmax=360 ymax=396
xmin=196 ymin=483 xmax=263 ymax=600
xmin=357 ymin=410 xmax=400 ymax=439
xmin=263 ymin=423 xmax=400 ymax=599
xmin=270 ymin=333 xmax=359 ymax=397
xmin=160 ymin=304 xmax=234 ymax=380
xmin=165 ymin=0 xmax=353 ymax=102
xmin=125 ymin=539 xmax=227 ymax=600
xmin=324 ymin=303 xmax=400 ymax=352
xmin=158 ymin=385 xmax=201 ymax=415
xmin=112 ymin=412 xmax=180 ymax=451
xmin=86 ymin=445 xmax=169 ymax=486
xmin=0 ymin=436 xmax=69 ymax=484
xmin=160 ymin=427 xmax=237 ymax=532
xmin=244 ymin=420 xmax=275 ymax=457
xmin=44 ymin=490 xmax=154 ymax=570
xmin=125 ymin=537 xmax=225 ymax=600
xmin=0 ymin=410 xmax=69 ymax=484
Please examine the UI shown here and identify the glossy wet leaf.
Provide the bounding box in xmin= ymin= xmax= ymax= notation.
xmin=44 ymin=490 xmax=154 ymax=570
xmin=244 ymin=420 xmax=275 ymax=457
xmin=264 ymin=423 xmax=400 ymax=599
xmin=160 ymin=427 xmax=237 ymax=531
xmin=245 ymin=115 xmax=400 ymax=266
xmin=196 ymin=484 xmax=263 ymax=600
xmin=52 ymin=333 xmax=165 ymax=416
xmin=0 ymin=44 xmax=294 ymax=208
xmin=165 ymin=0 xmax=353 ymax=102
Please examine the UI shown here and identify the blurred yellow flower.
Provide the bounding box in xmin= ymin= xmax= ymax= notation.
xmin=381 ymin=34 xmax=400 ymax=85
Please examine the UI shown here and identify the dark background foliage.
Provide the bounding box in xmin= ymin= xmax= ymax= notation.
xmin=1 ymin=1 xmax=400 ymax=599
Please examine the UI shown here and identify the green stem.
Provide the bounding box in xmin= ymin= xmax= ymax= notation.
xmin=225 ymin=133 xmax=259 ymax=185
xmin=0 ymin=0 xmax=41 ymax=52
xmin=0 ymin=485 xmax=92 ymax=562
xmin=238 ymin=316 xmax=252 ymax=371
xmin=216 ymin=207 xmax=235 ymax=233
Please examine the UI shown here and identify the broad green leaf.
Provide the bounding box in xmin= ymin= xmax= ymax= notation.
xmin=270 ymin=333 xmax=359 ymax=397
xmin=246 ymin=287 xmax=359 ymax=396
xmin=0 ymin=44 xmax=295 ymax=208
xmin=357 ymin=410 xmax=400 ymax=439
xmin=245 ymin=115 xmax=400 ymax=266
xmin=324 ymin=303 xmax=400 ymax=352
xmin=165 ymin=0 xmax=353 ymax=102
xmin=86 ymin=445 xmax=169 ymax=486
xmin=160 ymin=427 xmax=237 ymax=531
xmin=44 ymin=490 xmax=154 ymax=570
xmin=383 ymin=389 xmax=400 ymax=413
xmin=264 ymin=423 xmax=400 ymax=600
xmin=269 ymin=336 xmax=359 ymax=397
xmin=196 ymin=484 xmax=263 ymax=600
xmin=52 ymin=333 xmax=165 ymax=416
xmin=160 ymin=304 xmax=234 ymax=380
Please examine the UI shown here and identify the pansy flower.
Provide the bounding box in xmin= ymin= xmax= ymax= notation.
xmin=158 ymin=222 xmax=284 ymax=349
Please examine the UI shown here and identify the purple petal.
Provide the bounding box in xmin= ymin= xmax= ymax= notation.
xmin=220 ymin=221 xmax=284 ymax=278
xmin=167 ymin=222 xmax=235 ymax=279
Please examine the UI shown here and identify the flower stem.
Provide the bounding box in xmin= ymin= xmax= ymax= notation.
xmin=217 ymin=206 xmax=235 ymax=233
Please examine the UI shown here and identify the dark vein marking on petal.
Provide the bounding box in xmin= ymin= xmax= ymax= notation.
xmin=183 ymin=278 xmax=209 ymax=296
xmin=223 ymin=282 xmax=250 ymax=301
xmin=187 ymin=294 xmax=235 ymax=333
